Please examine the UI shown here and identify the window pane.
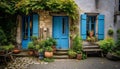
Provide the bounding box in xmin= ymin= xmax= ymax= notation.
xmin=62 ymin=18 xmax=65 ymax=34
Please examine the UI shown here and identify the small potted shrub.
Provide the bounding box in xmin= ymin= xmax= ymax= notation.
xmin=72 ymin=35 xmax=83 ymax=60
xmin=44 ymin=46 xmax=53 ymax=58
xmin=89 ymin=30 xmax=94 ymax=37
xmin=68 ymin=49 xmax=77 ymax=59
xmin=98 ymin=37 xmax=115 ymax=56
xmin=48 ymin=37 xmax=57 ymax=53
xmin=76 ymin=50 xmax=82 ymax=60
xmin=38 ymin=48 xmax=44 ymax=60
xmin=108 ymin=29 xmax=114 ymax=36
xmin=28 ymin=42 xmax=35 ymax=55
xmin=0 ymin=46 xmax=5 ymax=55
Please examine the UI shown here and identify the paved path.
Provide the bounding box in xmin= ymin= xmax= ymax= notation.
xmin=28 ymin=57 xmax=120 ymax=69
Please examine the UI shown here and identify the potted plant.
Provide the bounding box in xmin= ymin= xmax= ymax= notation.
xmin=38 ymin=48 xmax=44 ymax=60
xmin=108 ymin=29 xmax=114 ymax=36
xmin=34 ymin=44 xmax=40 ymax=56
xmin=0 ymin=46 xmax=5 ymax=55
xmin=72 ymin=35 xmax=83 ymax=60
xmin=28 ymin=42 xmax=35 ymax=56
xmin=44 ymin=46 xmax=53 ymax=58
xmin=98 ymin=37 xmax=115 ymax=56
xmin=76 ymin=50 xmax=82 ymax=60
xmin=89 ymin=30 xmax=94 ymax=37
xmin=48 ymin=37 xmax=57 ymax=53
xmin=68 ymin=49 xmax=77 ymax=59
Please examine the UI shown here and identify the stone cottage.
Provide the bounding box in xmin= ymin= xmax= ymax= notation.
xmin=16 ymin=0 xmax=120 ymax=50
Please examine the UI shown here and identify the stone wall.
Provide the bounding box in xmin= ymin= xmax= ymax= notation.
xmin=38 ymin=11 xmax=52 ymax=39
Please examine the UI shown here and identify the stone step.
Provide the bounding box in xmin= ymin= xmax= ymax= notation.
xmin=53 ymin=55 xmax=68 ymax=59
xmin=83 ymin=41 xmax=98 ymax=46
xmin=83 ymin=49 xmax=102 ymax=52
xmin=83 ymin=45 xmax=100 ymax=49
xmin=54 ymin=51 xmax=68 ymax=55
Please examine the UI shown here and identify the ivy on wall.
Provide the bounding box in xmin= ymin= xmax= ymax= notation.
xmin=15 ymin=0 xmax=79 ymax=20
xmin=0 ymin=0 xmax=80 ymax=45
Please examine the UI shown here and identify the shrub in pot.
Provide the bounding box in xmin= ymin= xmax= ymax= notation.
xmin=28 ymin=42 xmax=35 ymax=55
xmin=98 ymin=37 xmax=115 ymax=56
xmin=72 ymin=35 xmax=83 ymax=59
xmin=68 ymin=49 xmax=77 ymax=59
xmin=38 ymin=48 xmax=44 ymax=60
xmin=108 ymin=29 xmax=114 ymax=36
xmin=44 ymin=46 xmax=53 ymax=58
xmin=48 ymin=37 xmax=57 ymax=53
xmin=76 ymin=51 xmax=82 ymax=60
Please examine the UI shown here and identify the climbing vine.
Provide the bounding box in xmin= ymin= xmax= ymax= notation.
xmin=15 ymin=0 xmax=79 ymax=20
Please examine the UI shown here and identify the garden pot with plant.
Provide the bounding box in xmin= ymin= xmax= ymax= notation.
xmin=38 ymin=48 xmax=44 ymax=60
xmin=13 ymin=48 xmax=21 ymax=54
xmin=98 ymin=37 xmax=115 ymax=56
xmin=68 ymin=49 xmax=77 ymax=59
xmin=108 ymin=29 xmax=114 ymax=36
xmin=44 ymin=46 xmax=53 ymax=58
xmin=28 ymin=42 xmax=35 ymax=56
xmin=72 ymin=35 xmax=83 ymax=60
xmin=76 ymin=51 xmax=82 ymax=60
xmin=46 ymin=37 xmax=57 ymax=53
xmin=89 ymin=30 xmax=94 ymax=37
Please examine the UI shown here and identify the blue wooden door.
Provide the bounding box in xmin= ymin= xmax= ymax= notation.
xmin=98 ymin=14 xmax=104 ymax=40
xmin=53 ymin=16 xmax=69 ymax=49
xmin=22 ymin=14 xmax=39 ymax=49
xmin=81 ymin=14 xmax=87 ymax=40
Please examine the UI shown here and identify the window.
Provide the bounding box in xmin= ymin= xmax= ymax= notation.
xmin=62 ymin=18 xmax=66 ymax=34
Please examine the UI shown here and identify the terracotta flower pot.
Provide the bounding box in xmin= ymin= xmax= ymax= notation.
xmin=44 ymin=51 xmax=53 ymax=58
xmin=28 ymin=50 xmax=34 ymax=56
xmin=13 ymin=49 xmax=21 ymax=54
xmin=89 ymin=31 xmax=94 ymax=37
xmin=77 ymin=54 xmax=82 ymax=60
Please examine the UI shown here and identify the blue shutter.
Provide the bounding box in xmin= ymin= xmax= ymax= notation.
xmin=98 ymin=14 xmax=104 ymax=40
xmin=33 ymin=14 xmax=39 ymax=37
xmin=81 ymin=14 xmax=87 ymax=40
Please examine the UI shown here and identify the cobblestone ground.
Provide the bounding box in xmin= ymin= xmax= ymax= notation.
xmin=0 ymin=57 xmax=42 ymax=69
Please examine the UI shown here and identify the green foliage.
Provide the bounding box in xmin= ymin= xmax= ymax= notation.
xmin=43 ymin=58 xmax=54 ymax=62
xmin=0 ymin=28 xmax=7 ymax=45
xmin=28 ymin=42 xmax=35 ymax=49
xmin=98 ymin=37 xmax=115 ymax=53
xmin=72 ymin=35 xmax=83 ymax=54
xmin=108 ymin=29 xmax=114 ymax=36
xmin=15 ymin=0 xmax=79 ymax=20
xmin=47 ymin=37 xmax=57 ymax=46
xmin=0 ymin=44 xmax=14 ymax=51
xmin=82 ymin=52 xmax=87 ymax=60
xmin=45 ymin=46 xmax=53 ymax=52
xmin=68 ymin=49 xmax=77 ymax=58
xmin=38 ymin=48 xmax=44 ymax=53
